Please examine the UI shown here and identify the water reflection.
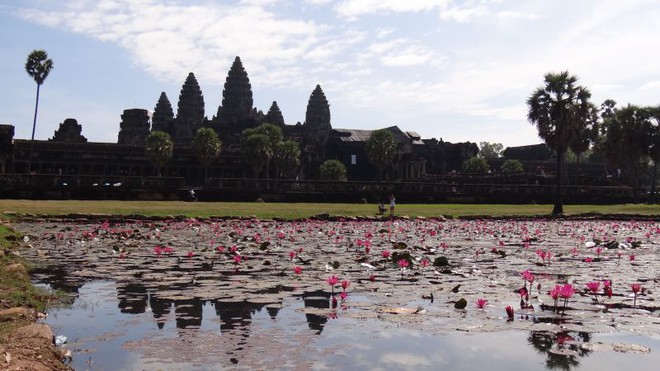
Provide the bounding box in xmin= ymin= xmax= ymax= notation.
xmin=116 ymin=282 xmax=148 ymax=314
xmin=301 ymin=290 xmax=331 ymax=334
xmin=528 ymin=330 xmax=593 ymax=370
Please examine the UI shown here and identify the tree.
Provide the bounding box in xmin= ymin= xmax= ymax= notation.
xmin=568 ymin=103 xmax=599 ymax=183
xmin=461 ymin=156 xmax=489 ymax=173
xmin=365 ymin=129 xmax=396 ymax=180
xmin=273 ymin=140 xmax=301 ymax=178
xmin=599 ymin=104 xmax=651 ymax=196
xmin=192 ymin=127 xmax=222 ymax=184
xmin=242 ymin=134 xmax=272 ymax=178
xmin=145 ymin=131 xmax=173 ymax=177
xmin=501 ymin=159 xmax=524 ymax=173
xmin=478 ymin=142 xmax=503 ymax=159
xmin=527 ymin=71 xmax=592 ymax=215
xmin=25 ymin=49 xmax=54 ymax=173
xmin=320 ymin=160 xmax=347 ymax=181
xmin=242 ymin=123 xmax=283 ymax=178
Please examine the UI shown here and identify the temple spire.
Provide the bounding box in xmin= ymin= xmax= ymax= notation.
xmin=303 ymin=84 xmax=331 ymax=145
xmin=218 ymin=56 xmax=253 ymax=125
xmin=152 ymin=92 xmax=174 ymax=133
xmin=174 ymin=72 xmax=205 ymax=145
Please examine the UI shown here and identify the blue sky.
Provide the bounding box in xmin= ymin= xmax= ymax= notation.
xmin=2 ymin=0 xmax=659 ymax=148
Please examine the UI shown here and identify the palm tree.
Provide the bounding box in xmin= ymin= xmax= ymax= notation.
xmin=192 ymin=127 xmax=222 ymax=184
xmin=273 ymin=140 xmax=301 ymax=178
xmin=365 ymin=129 xmax=396 ymax=180
xmin=527 ymin=71 xmax=592 ymax=215
xmin=25 ymin=50 xmax=54 ymax=173
xmin=568 ymin=103 xmax=599 ymax=183
xmin=599 ymin=104 xmax=652 ymax=197
xmin=241 ymin=134 xmax=272 ymax=178
xmin=241 ymin=123 xmax=282 ymax=178
xmin=145 ymin=131 xmax=173 ymax=177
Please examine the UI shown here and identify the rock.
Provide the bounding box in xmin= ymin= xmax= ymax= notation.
xmin=0 ymin=307 xmax=35 ymax=321
xmin=5 ymin=263 xmax=28 ymax=277
xmin=11 ymin=323 xmax=54 ymax=342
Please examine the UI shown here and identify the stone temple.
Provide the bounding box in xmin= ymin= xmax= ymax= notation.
xmin=1 ymin=56 xmax=481 ymax=183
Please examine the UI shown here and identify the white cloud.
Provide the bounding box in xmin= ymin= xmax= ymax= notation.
xmin=336 ymin=0 xmax=449 ymax=18
xmin=8 ymin=0 xmax=660 ymax=147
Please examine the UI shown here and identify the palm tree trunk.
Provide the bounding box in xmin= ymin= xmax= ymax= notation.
xmin=575 ymin=153 xmax=581 ymax=185
xmin=27 ymin=83 xmax=41 ymax=174
xmin=649 ymin=161 xmax=657 ymax=204
xmin=552 ymin=151 xmax=564 ymax=216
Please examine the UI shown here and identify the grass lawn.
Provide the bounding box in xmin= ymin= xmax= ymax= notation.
xmin=1 ymin=200 xmax=660 ymax=219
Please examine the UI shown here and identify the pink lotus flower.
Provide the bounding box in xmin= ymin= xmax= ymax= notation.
xmin=585 ymin=281 xmax=600 ymax=293
xmin=154 ymin=246 xmax=163 ymax=256
xmin=603 ymin=281 xmax=613 ymax=299
xmin=216 ymin=245 xmax=225 ymax=253
xmin=550 ymin=285 xmax=560 ymax=300
xmin=595 ymin=246 xmax=603 ymax=257
xmin=289 ymin=251 xmax=297 ymax=260
xmin=341 ymin=280 xmax=350 ymax=291
xmin=369 ymin=274 xmax=376 ymax=282
xmin=163 ymin=246 xmax=173 ymax=255
xmin=521 ymin=270 xmax=535 ymax=284
xmin=327 ymin=275 xmax=339 ymax=287
xmin=505 ymin=305 xmax=514 ymax=320
xmin=559 ymin=283 xmax=575 ymax=299
xmin=420 ymin=259 xmax=430 ymax=269
xmin=632 ymin=283 xmax=642 ymax=306
xmin=584 ymin=257 xmax=593 ymax=263
xmin=629 ymin=254 xmax=636 ymax=261
xmin=339 ymin=291 xmax=348 ymax=301
xmin=233 ymin=255 xmax=242 ymax=264
xmin=293 ymin=266 xmax=302 ymax=275
xmin=187 ymin=251 xmax=194 ymax=258
xmin=475 ymin=298 xmax=488 ymax=309
xmin=382 ymin=250 xmax=391 ymax=258
xmin=397 ymin=259 xmax=410 ymax=268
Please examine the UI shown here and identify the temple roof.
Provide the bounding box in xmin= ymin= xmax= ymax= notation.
xmin=332 ymin=126 xmax=425 ymax=145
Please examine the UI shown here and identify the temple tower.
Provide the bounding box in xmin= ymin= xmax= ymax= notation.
xmin=152 ymin=92 xmax=174 ymax=133
xmin=174 ymin=72 xmax=205 ymax=146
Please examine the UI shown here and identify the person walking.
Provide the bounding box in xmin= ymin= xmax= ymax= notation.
xmin=389 ymin=194 xmax=396 ymax=216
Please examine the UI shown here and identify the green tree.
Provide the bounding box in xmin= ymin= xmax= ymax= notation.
xmin=568 ymin=103 xmax=599 ymax=182
xmin=501 ymin=159 xmax=524 ymax=173
xmin=192 ymin=127 xmax=222 ymax=184
xmin=527 ymin=71 xmax=592 ymax=215
xmin=25 ymin=50 xmax=54 ymax=173
xmin=242 ymin=134 xmax=272 ymax=178
xmin=320 ymin=160 xmax=347 ymax=181
xmin=461 ymin=156 xmax=490 ymax=173
xmin=241 ymin=123 xmax=283 ymax=178
xmin=478 ymin=142 xmax=503 ymax=159
xmin=145 ymin=131 xmax=173 ymax=177
xmin=365 ymin=129 xmax=396 ymax=180
xmin=599 ymin=104 xmax=652 ymax=196
xmin=274 ymin=140 xmax=301 ymax=178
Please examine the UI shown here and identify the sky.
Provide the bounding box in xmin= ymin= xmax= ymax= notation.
xmin=1 ymin=0 xmax=660 ymax=148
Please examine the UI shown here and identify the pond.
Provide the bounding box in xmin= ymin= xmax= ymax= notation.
xmin=15 ymin=217 xmax=660 ymax=370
